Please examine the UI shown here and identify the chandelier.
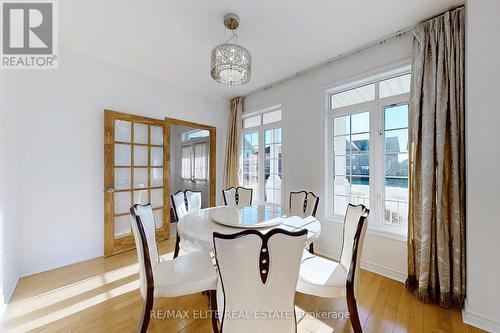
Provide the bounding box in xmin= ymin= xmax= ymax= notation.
xmin=211 ymin=14 xmax=251 ymax=86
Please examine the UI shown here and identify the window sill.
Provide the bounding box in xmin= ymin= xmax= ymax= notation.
xmin=321 ymin=217 xmax=407 ymax=242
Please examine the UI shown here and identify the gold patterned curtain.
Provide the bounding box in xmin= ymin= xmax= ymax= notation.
xmin=223 ymin=97 xmax=243 ymax=188
xmin=406 ymin=7 xmax=465 ymax=309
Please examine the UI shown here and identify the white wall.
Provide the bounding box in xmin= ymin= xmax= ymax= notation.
xmin=1 ymin=48 xmax=228 ymax=280
xmin=464 ymin=1 xmax=500 ymax=331
xmin=245 ymin=35 xmax=413 ymax=282
xmin=0 ymin=75 xmax=20 ymax=311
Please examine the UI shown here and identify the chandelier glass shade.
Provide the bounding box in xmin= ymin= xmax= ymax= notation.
xmin=210 ymin=13 xmax=251 ymax=86
xmin=211 ymin=43 xmax=251 ymax=86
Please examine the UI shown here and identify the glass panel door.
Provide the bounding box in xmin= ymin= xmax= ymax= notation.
xmin=104 ymin=110 xmax=168 ymax=256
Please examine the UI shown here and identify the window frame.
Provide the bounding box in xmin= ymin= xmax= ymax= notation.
xmin=180 ymin=137 xmax=209 ymax=183
xmin=241 ymin=106 xmax=284 ymax=206
xmin=326 ymin=66 xmax=411 ymax=237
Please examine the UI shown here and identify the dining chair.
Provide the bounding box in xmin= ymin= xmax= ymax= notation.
xmin=213 ymin=228 xmax=307 ymax=333
xmin=171 ymin=190 xmax=202 ymax=258
xmin=289 ymin=191 xmax=319 ymax=253
xmin=222 ymin=186 xmax=253 ymax=207
xmin=296 ymin=204 xmax=369 ymax=333
xmin=129 ymin=204 xmax=218 ymax=333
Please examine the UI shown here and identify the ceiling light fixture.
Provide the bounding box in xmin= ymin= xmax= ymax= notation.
xmin=210 ymin=13 xmax=251 ymax=86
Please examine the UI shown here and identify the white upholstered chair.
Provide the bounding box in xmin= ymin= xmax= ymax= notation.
xmin=130 ymin=204 xmax=218 ymax=333
xmin=222 ymin=186 xmax=253 ymax=207
xmin=296 ymin=204 xmax=369 ymax=333
xmin=289 ymin=191 xmax=319 ymax=253
xmin=213 ymin=228 xmax=307 ymax=333
xmin=171 ymin=190 xmax=203 ymax=258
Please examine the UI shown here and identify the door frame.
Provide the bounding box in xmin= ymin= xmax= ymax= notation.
xmin=165 ymin=117 xmax=217 ymax=208
xmin=104 ymin=109 xmax=169 ymax=256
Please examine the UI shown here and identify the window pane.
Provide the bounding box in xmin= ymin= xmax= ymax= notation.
xmin=263 ymin=110 xmax=282 ymax=124
xmin=334 ymin=135 xmax=350 ymax=156
xmin=385 ymin=154 xmax=409 ymax=177
xmin=351 ymin=112 xmax=370 ymax=133
xmin=334 ymin=155 xmax=348 ymax=176
xmin=385 ymin=129 xmax=408 ymax=153
xmin=351 ymin=133 xmax=370 ymax=153
xmin=243 ymin=115 xmax=261 ymax=128
xmin=385 ymin=104 xmax=409 ymax=130
xmin=334 ymin=116 xmax=350 ymax=136
xmin=350 ymin=155 xmax=370 ymax=176
xmin=379 ymin=74 xmax=411 ymax=99
xmin=242 ymin=132 xmax=259 ymax=203
xmin=331 ymin=84 xmax=375 ymax=109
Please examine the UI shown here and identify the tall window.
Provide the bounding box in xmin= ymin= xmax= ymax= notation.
xmin=242 ymin=108 xmax=282 ymax=205
xmin=329 ymin=69 xmax=410 ymax=234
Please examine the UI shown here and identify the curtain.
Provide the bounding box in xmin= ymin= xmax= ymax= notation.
xmin=181 ymin=145 xmax=192 ymax=180
xmin=406 ymin=7 xmax=465 ymax=308
xmin=194 ymin=142 xmax=209 ymax=181
xmin=223 ymin=97 xmax=243 ymax=188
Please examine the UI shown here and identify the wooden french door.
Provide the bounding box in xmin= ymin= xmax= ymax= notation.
xmin=104 ymin=109 xmax=169 ymax=256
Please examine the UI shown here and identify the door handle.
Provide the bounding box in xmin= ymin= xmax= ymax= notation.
xmin=106 ymin=187 xmax=115 ymax=193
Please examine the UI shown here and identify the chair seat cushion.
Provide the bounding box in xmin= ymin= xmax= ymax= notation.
xmin=297 ymin=250 xmax=347 ymax=298
xmin=179 ymin=239 xmax=203 ymax=253
xmin=153 ymin=251 xmax=217 ymax=298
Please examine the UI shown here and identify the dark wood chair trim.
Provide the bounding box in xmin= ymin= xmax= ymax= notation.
xmin=171 ymin=190 xmax=202 ymax=259
xmin=289 ymin=191 xmax=319 ymax=254
xmin=213 ymin=228 xmax=307 ymax=332
xmin=184 ymin=189 xmax=202 ymax=211
xmin=222 ymin=187 xmax=236 ymax=206
xmin=130 ymin=204 xmax=155 ymax=333
xmin=343 ymin=203 xmax=369 ymax=333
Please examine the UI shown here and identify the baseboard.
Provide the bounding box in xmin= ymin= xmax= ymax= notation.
xmin=0 ymin=271 xmax=19 ymax=318
xmin=18 ymin=250 xmax=102 ymax=277
xmin=315 ymin=245 xmax=406 ymax=283
xmin=463 ymin=303 xmax=500 ymax=333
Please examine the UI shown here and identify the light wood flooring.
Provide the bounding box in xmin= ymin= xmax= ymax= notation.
xmin=0 ymin=238 xmax=484 ymax=333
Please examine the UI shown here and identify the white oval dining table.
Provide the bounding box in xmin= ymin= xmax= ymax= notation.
xmin=176 ymin=204 xmax=321 ymax=251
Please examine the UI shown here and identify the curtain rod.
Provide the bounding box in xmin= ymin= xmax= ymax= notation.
xmin=243 ymin=5 xmax=464 ymax=98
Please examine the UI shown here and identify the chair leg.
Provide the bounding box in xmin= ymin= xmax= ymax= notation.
xmin=346 ymin=293 xmax=362 ymax=333
xmin=308 ymin=243 xmax=314 ymax=254
xmin=209 ymin=290 xmax=219 ymax=333
xmin=138 ymin=294 xmax=154 ymax=333
xmin=173 ymin=232 xmax=180 ymax=259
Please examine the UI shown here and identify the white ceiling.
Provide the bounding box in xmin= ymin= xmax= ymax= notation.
xmin=61 ymin=0 xmax=463 ymax=99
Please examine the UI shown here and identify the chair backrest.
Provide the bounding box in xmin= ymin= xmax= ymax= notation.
xmin=340 ymin=204 xmax=369 ymax=298
xmin=289 ymin=191 xmax=319 ymax=217
xmin=185 ymin=190 xmax=202 ymax=212
xmin=222 ymin=187 xmax=237 ymax=207
xmin=222 ymin=186 xmax=253 ymax=207
xmin=236 ymin=186 xmax=253 ymax=206
xmin=171 ymin=191 xmax=188 ymax=221
xmin=213 ymin=228 xmax=307 ymax=333
xmin=130 ymin=204 xmax=159 ymax=299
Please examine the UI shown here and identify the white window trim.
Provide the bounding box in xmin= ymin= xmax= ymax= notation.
xmin=325 ymin=64 xmax=411 ymax=237
xmin=242 ymin=106 xmax=284 ymax=206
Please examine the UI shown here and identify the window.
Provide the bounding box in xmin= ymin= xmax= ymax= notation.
xmin=328 ymin=69 xmax=410 ymax=234
xmin=181 ymin=132 xmax=209 ymax=182
xmin=242 ymin=108 xmax=282 ymax=205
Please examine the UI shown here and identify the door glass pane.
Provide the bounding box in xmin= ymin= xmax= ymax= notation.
xmin=133 ymin=168 xmax=148 ymax=188
xmin=115 ymin=144 xmax=131 ymax=166
xmin=150 ymin=126 xmax=163 ymax=145
xmin=242 ymin=132 xmax=259 ymax=203
xmin=264 ymin=128 xmax=282 ymax=204
xmin=133 ymin=190 xmax=149 ymax=205
xmin=115 ymin=168 xmax=131 ymax=190
xmin=151 ymin=147 xmax=163 ymax=166
xmin=114 ymin=215 xmax=131 ymax=238
xmin=134 ymin=146 xmax=148 ymax=166
xmin=115 ymin=120 xmax=131 ymax=142
xmin=115 ymin=191 xmax=131 ymax=214
xmin=134 ymin=123 xmax=148 ymax=144
xmin=151 ymin=167 xmax=163 ymax=187
xmin=384 ymin=104 xmax=409 ymax=226
xmin=333 ymin=112 xmax=370 ymax=216
xmin=151 ymin=188 xmax=163 ymax=208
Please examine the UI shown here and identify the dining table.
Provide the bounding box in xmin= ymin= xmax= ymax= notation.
xmin=176 ymin=204 xmax=321 ymax=251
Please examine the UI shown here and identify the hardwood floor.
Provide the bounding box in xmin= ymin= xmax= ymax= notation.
xmin=1 ymin=238 xmax=483 ymax=333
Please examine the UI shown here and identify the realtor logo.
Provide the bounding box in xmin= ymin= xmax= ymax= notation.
xmin=1 ymin=0 xmax=58 ymax=69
